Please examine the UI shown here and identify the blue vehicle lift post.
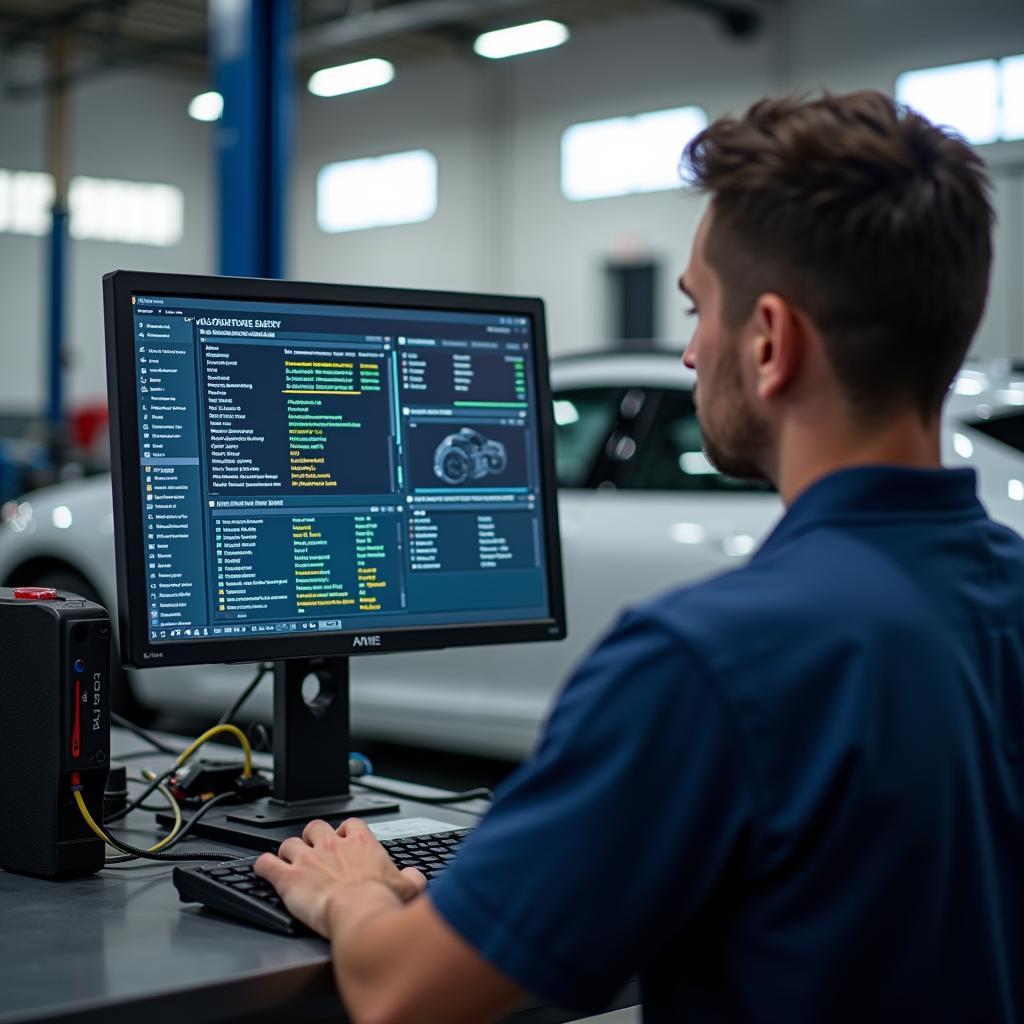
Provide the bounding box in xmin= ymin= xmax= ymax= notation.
xmin=45 ymin=30 xmax=70 ymax=469
xmin=210 ymin=0 xmax=294 ymax=278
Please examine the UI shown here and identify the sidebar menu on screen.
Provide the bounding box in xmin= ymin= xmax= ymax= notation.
xmin=134 ymin=307 xmax=208 ymax=637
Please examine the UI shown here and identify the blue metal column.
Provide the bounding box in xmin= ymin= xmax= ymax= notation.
xmin=210 ymin=0 xmax=293 ymax=278
xmin=46 ymin=31 xmax=71 ymax=460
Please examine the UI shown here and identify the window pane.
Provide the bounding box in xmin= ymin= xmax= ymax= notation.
xmin=11 ymin=170 xmax=54 ymax=235
xmin=962 ymin=412 xmax=1024 ymax=454
xmin=0 ymin=169 xmax=182 ymax=245
xmin=68 ymin=176 xmax=183 ymax=246
xmin=627 ymin=390 xmax=773 ymax=492
xmin=552 ymin=388 xmax=623 ymax=487
xmin=1001 ymin=55 xmax=1024 ymax=141
xmin=317 ymin=150 xmax=437 ymax=233
xmin=896 ymin=60 xmax=1001 ymax=145
xmin=561 ymin=106 xmax=707 ymax=202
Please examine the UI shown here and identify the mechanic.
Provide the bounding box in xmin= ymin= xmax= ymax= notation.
xmin=255 ymin=90 xmax=1022 ymax=1023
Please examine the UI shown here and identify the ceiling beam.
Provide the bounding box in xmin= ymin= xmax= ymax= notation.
xmin=293 ymin=0 xmax=548 ymax=58
xmin=1 ymin=0 xmax=139 ymax=51
xmin=4 ymin=29 xmax=207 ymax=99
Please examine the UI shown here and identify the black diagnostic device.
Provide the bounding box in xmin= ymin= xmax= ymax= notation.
xmin=0 ymin=587 xmax=110 ymax=878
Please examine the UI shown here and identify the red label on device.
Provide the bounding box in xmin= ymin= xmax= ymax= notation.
xmin=71 ymin=680 xmax=81 ymax=759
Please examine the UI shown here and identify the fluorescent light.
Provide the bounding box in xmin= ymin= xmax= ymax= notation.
xmin=474 ymin=20 xmax=569 ymax=60
xmin=308 ymin=58 xmax=394 ymax=98
xmin=317 ymin=150 xmax=437 ymax=233
xmin=1010 ymin=479 xmax=1024 ymax=502
xmin=188 ymin=91 xmax=223 ymax=122
xmin=51 ymin=506 xmax=72 ymax=530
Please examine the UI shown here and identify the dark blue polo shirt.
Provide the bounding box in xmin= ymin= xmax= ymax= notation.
xmin=430 ymin=466 xmax=1024 ymax=1022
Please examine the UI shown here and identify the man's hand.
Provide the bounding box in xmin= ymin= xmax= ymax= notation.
xmin=254 ymin=817 xmax=427 ymax=938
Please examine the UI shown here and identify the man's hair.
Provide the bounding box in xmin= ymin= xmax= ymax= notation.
xmin=683 ymin=90 xmax=994 ymax=421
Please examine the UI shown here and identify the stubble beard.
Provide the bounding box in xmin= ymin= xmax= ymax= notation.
xmin=694 ymin=368 xmax=771 ymax=484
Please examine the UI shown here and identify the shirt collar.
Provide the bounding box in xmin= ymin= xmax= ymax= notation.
xmin=757 ymin=465 xmax=984 ymax=556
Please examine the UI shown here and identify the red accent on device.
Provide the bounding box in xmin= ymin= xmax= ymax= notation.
xmin=71 ymin=681 xmax=81 ymax=759
xmin=13 ymin=587 xmax=58 ymax=600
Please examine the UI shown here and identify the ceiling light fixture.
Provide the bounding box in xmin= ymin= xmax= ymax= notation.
xmin=188 ymin=91 xmax=223 ymax=122
xmin=474 ymin=20 xmax=569 ymax=60
xmin=308 ymin=58 xmax=395 ymax=98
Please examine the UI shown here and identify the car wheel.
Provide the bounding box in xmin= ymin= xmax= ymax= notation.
xmin=22 ymin=566 xmax=152 ymax=725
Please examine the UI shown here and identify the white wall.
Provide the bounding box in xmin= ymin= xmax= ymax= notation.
xmin=1 ymin=0 xmax=1022 ymax=417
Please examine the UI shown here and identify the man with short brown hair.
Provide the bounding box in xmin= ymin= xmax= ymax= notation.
xmin=256 ymin=91 xmax=1022 ymax=1023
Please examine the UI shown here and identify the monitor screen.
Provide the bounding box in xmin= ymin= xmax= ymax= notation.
xmin=104 ymin=272 xmax=565 ymax=669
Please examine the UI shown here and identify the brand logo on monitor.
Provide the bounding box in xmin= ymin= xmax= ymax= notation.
xmin=352 ymin=635 xmax=382 ymax=648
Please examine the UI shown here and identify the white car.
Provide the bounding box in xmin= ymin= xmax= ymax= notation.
xmin=2 ymin=354 xmax=1021 ymax=759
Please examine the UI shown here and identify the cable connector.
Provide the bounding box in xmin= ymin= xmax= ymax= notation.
xmin=70 ymin=770 xmax=83 ymax=792
xmin=233 ymin=772 xmax=272 ymax=803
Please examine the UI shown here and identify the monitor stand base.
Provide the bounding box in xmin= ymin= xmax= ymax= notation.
xmin=156 ymin=792 xmax=399 ymax=853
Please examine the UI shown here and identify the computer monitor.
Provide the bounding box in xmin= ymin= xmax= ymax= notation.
xmin=103 ymin=271 xmax=565 ymax=848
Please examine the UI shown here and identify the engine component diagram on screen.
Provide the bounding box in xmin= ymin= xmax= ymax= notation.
xmin=433 ymin=428 xmax=508 ymax=486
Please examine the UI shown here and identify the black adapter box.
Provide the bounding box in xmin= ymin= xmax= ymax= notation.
xmin=0 ymin=587 xmax=110 ymax=877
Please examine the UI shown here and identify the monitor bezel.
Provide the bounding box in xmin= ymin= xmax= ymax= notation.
xmin=103 ymin=270 xmax=567 ymax=670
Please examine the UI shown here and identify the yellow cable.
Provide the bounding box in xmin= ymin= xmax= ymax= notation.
xmin=75 ymin=789 xmax=112 ymax=846
xmin=73 ymin=773 xmax=183 ymax=856
xmin=144 ymin=771 xmax=183 ymax=853
xmin=74 ymin=723 xmax=253 ymax=860
xmin=175 ymin=723 xmax=253 ymax=777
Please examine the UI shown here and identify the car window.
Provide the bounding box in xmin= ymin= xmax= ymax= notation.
xmin=625 ymin=388 xmax=774 ymax=492
xmin=552 ymin=388 xmax=624 ymax=487
xmin=962 ymin=411 xmax=1024 ymax=452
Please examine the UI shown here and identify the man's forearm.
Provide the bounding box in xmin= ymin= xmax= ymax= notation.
xmin=328 ymin=881 xmax=414 ymax=1024
xmin=327 ymin=890 xmax=523 ymax=1024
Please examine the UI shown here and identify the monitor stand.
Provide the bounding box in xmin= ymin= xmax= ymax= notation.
xmin=156 ymin=655 xmax=399 ymax=852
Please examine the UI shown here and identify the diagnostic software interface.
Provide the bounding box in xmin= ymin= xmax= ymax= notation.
xmin=130 ymin=292 xmax=552 ymax=644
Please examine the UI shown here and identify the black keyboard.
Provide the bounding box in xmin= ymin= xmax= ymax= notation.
xmin=173 ymin=828 xmax=473 ymax=935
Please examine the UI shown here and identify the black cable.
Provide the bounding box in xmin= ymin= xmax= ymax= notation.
xmin=216 ymin=663 xmax=271 ymax=727
xmin=103 ymin=792 xmax=238 ymax=865
xmin=154 ymin=792 xmax=238 ymax=852
xmin=110 ymin=712 xmax=183 ymax=756
xmin=113 ymin=748 xmax=177 ymax=762
xmin=353 ymin=778 xmax=493 ymax=805
xmin=104 ymin=765 xmax=178 ymax=823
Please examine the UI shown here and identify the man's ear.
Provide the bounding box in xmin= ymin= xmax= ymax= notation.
xmin=752 ymin=293 xmax=805 ymax=401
